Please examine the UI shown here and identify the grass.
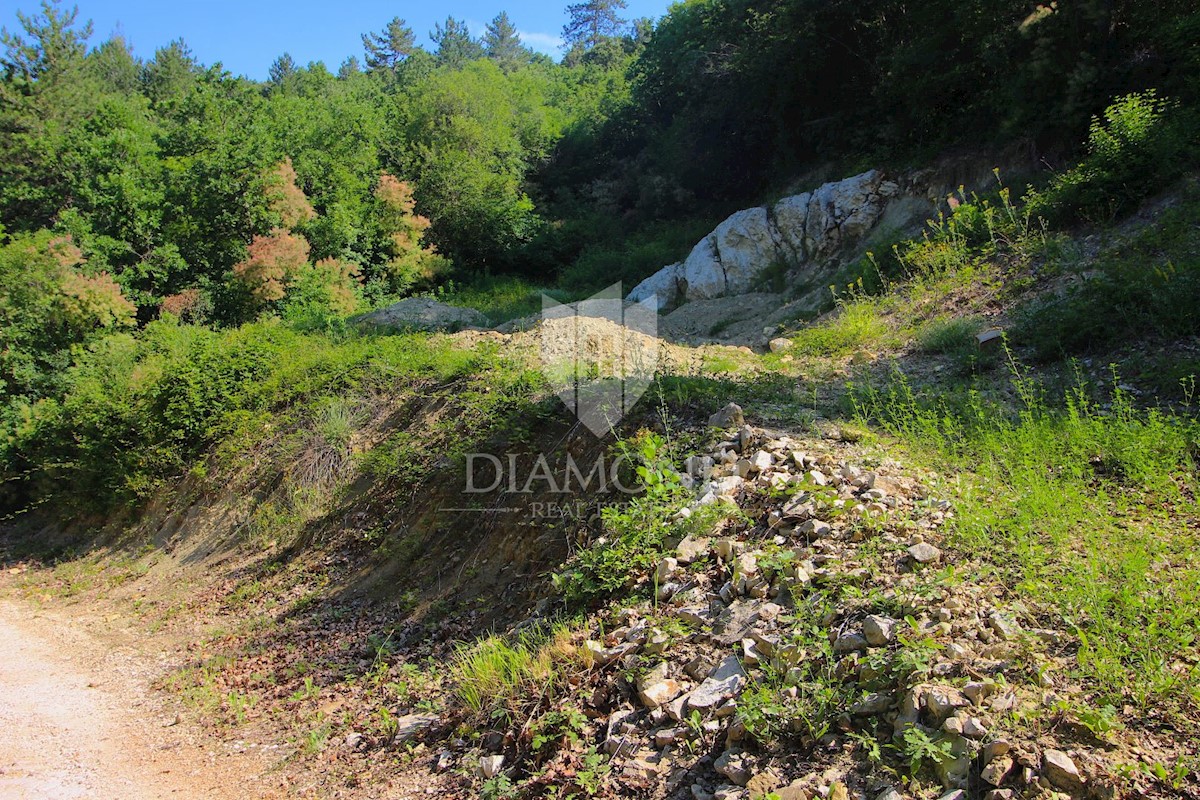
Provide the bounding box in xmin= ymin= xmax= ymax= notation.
xmin=430 ymin=275 xmax=578 ymax=325
xmin=786 ymin=299 xmax=892 ymax=358
xmin=855 ymin=364 xmax=1200 ymax=718
xmin=1016 ymin=188 xmax=1200 ymax=360
xmin=450 ymin=629 xmax=577 ymax=722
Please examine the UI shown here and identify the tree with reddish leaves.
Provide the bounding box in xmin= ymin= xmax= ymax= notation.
xmin=232 ymin=228 xmax=310 ymax=303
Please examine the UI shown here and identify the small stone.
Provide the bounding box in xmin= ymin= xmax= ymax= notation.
xmin=685 ymin=656 xmax=715 ymax=681
xmin=710 ymin=402 xmax=745 ymax=429
xmin=1042 ymin=749 xmax=1084 ymax=791
xmin=798 ymin=519 xmax=832 ymax=537
xmin=714 ymin=750 xmax=752 ymax=786
xmin=982 ymin=740 xmax=1011 ymax=763
xmin=828 ymin=782 xmax=850 ymax=800
xmin=654 ymin=728 xmax=678 ymax=748
xmin=875 ymin=790 xmax=903 ymax=800
xmin=687 ymin=455 xmax=715 ymax=479
xmin=769 ymin=337 xmax=794 ymax=353
xmin=677 ymin=536 xmax=711 ymax=564
xmin=963 ymin=681 xmax=994 ymax=705
xmin=833 ymin=632 xmax=870 ymax=654
xmin=976 ymin=329 xmax=1004 ymax=348
xmin=639 ymin=662 xmax=684 ymax=709
xmin=981 ymin=756 xmax=1013 ymax=786
xmin=714 ymin=539 xmax=737 ymax=562
xmin=863 ymin=615 xmax=898 ymax=646
xmin=687 ymin=655 xmax=747 ymax=710
xmin=479 ymin=754 xmax=505 ymax=779
xmin=961 ymin=716 xmax=988 ymax=739
xmin=656 ymin=557 xmax=679 ymax=583
xmin=747 ymin=772 xmax=781 ymax=799
xmin=924 ymin=687 xmax=969 ymax=721
xmin=850 ymin=692 xmax=892 ymax=715
xmin=908 ymin=542 xmax=942 ymax=564
xmin=937 ymin=792 xmax=966 ymax=800
xmin=749 ymin=450 xmax=773 ymax=472
xmin=394 ymin=713 xmax=438 ymax=743
xmin=988 ymin=612 xmax=1021 ymax=640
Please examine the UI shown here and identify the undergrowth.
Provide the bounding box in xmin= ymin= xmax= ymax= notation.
xmin=855 ymin=361 xmax=1200 ymax=718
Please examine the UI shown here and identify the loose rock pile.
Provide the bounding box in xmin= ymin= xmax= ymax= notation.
xmin=519 ymin=402 xmax=1108 ymax=800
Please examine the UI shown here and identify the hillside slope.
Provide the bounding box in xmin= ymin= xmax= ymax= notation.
xmin=4 ymin=163 xmax=1200 ymax=799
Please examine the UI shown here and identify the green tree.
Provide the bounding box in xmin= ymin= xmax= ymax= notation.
xmin=562 ymin=0 xmax=628 ymax=51
xmin=268 ymin=52 xmax=297 ymax=88
xmin=483 ymin=12 xmax=529 ymax=72
xmin=88 ymin=35 xmax=139 ymax=94
xmin=337 ymin=55 xmax=361 ymax=79
xmin=0 ymin=231 xmax=135 ymax=401
xmin=361 ymin=17 xmax=417 ymax=72
xmin=0 ymin=0 xmax=97 ymax=230
xmin=140 ymin=39 xmax=197 ymax=106
xmin=431 ymin=17 xmax=484 ymax=68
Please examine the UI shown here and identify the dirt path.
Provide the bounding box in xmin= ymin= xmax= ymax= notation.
xmin=0 ymin=599 xmax=283 ymax=800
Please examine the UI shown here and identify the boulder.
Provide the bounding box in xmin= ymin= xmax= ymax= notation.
xmin=353 ymin=297 xmax=488 ymax=332
xmin=709 ymin=402 xmax=746 ymax=428
xmin=712 ymin=207 xmax=782 ymax=295
xmin=626 ymin=170 xmax=910 ymax=307
xmin=627 ymin=262 xmax=685 ymax=310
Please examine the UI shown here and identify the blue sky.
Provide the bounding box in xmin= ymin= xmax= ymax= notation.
xmin=1 ymin=0 xmax=675 ymax=80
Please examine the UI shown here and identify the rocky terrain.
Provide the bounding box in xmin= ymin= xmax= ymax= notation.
xmin=370 ymin=402 xmax=1144 ymax=800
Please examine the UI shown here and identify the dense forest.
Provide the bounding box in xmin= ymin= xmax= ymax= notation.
xmin=1 ymin=0 xmax=1198 ymax=411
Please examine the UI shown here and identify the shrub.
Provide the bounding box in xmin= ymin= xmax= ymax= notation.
xmin=1027 ymin=92 xmax=1195 ymax=225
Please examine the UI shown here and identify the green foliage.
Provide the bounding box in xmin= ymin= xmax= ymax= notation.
xmin=0 ymin=230 xmax=136 ymax=401
xmin=898 ymin=726 xmax=956 ymax=776
xmin=1017 ymin=190 xmax=1200 ymax=359
xmin=0 ymin=318 xmax=518 ymax=513
xmin=553 ymin=432 xmax=731 ymax=606
xmin=450 ymin=629 xmax=575 ymax=722
xmin=1028 ymin=92 xmax=1196 ymax=226
xmin=787 ymin=296 xmax=890 ymax=358
xmin=855 ymin=367 xmax=1200 ymax=715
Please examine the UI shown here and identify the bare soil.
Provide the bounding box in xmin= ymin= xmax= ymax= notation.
xmin=0 ymin=596 xmax=285 ymax=800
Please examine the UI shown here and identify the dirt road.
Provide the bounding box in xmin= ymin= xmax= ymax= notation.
xmin=0 ymin=600 xmax=281 ymax=800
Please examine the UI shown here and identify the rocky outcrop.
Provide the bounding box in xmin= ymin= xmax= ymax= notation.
xmin=353 ymin=297 xmax=489 ymax=332
xmin=627 ymin=170 xmax=929 ymax=310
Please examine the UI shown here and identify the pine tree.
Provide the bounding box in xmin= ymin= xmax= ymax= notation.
xmin=483 ymin=12 xmax=528 ymax=72
xmin=361 ymin=17 xmax=416 ymax=71
xmin=431 ymin=17 xmax=483 ymax=68
xmin=268 ymin=52 xmax=296 ymax=86
xmin=337 ymin=55 xmax=361 ymax=79
xmin=562 ymin=0 xmax=629 ymax=51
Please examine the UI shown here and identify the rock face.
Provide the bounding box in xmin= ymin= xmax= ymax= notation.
xmin=627 ymin=170 xmax=917 ymax=309
xmin=353 ymin=297 xmax=489 ymax=332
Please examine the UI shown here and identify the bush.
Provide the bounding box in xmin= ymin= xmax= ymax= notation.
xmin=1027 ymin=92 xmax=1195 ymax=226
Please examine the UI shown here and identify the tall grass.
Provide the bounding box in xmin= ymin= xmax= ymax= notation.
xmin=855 ymin=363 xmax=1200 ymax=714
xmin=451 ymin=630 xmax=577 ymax=720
